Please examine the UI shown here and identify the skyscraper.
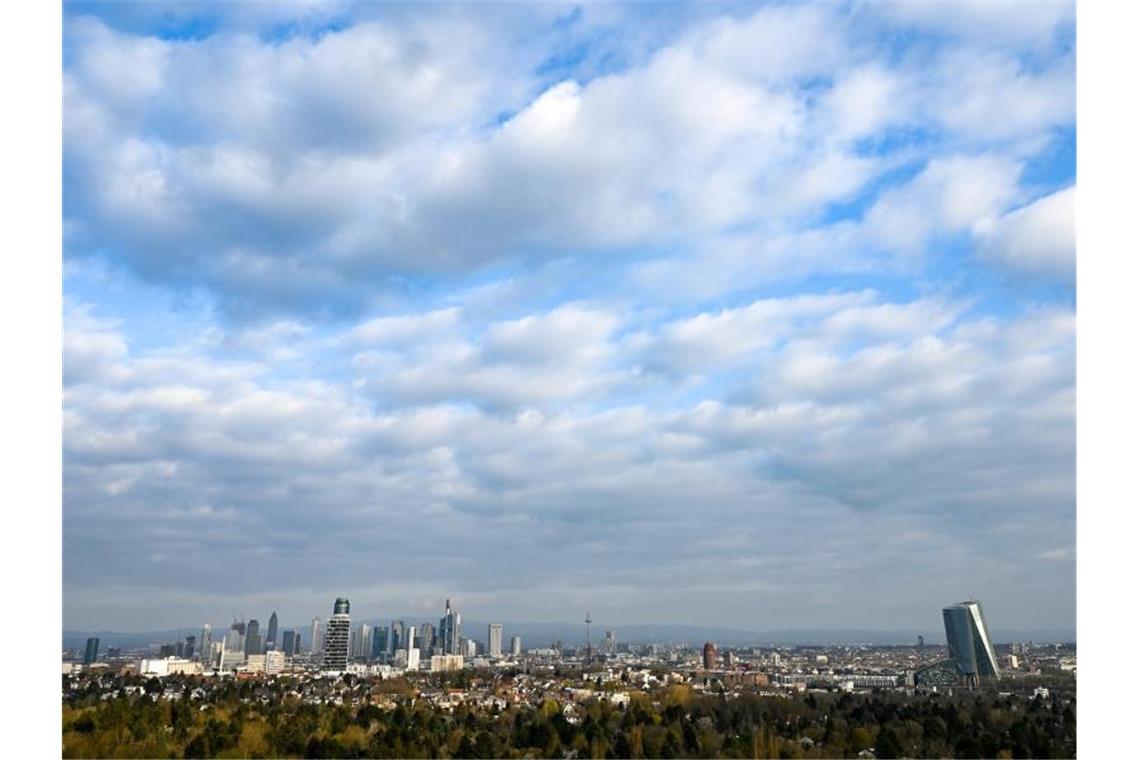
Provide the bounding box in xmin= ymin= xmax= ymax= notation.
xmin=488 ymin=623 xmax=503 ymax=657
xmin=245 ymin=619 xmax=261 ymax=656
xmin=372 ymin=627 xmax=389 ymax=661
xmin=267 ymin=611 xmax=278 ymax=651
xmin=440 ymin=599 xmax=461 ymax=655
xmin=224 ymin=625 xmax=244 ymax=653
xmin=322 ymin=598 xmax=351 ymax=672
xmin=310 ymin=618 xmax=322 ymax=654
xmin=83 ymin=637 xmax=100 ymax=665
xmin=391 ymin=620 xmax=405 ymax=654
xmin=604 ymin=630 xmax=616 ymax=655
xmin=942 ymin=600 xmax=1000 ymax=686
xmin=419 ymin=622 xmax=435 ymax=654
xmin=199 ymin=624 xmax=213 ymax=662
xmin=282 ymin=630 xmax=298 ymax=656
xmin=511 ymin=635 xmax=522 ymax=656
xmin=702 ymin=641 xmax=718 ymax=670
xmin=185 ymin=635 xmax=196 ymax=660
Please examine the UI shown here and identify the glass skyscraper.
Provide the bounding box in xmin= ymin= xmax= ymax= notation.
xmin=942 ymin=600 xmax=1000 ymax=686
xmin=440 ymin=599 xmax=461 ymax=655
xmin=83 ymin=637 xmax=100 ymax=665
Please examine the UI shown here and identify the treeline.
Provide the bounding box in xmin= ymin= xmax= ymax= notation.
xmin=62 ymin=681 xmax=1075 ymax=759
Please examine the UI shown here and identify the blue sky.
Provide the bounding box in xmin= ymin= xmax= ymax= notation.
xmin=62 ymin=1 xmax=1075 ymax=634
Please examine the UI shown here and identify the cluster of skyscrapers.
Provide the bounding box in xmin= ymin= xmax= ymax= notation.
xmin=80 ymin=596 xmax=1003 ymax=690
xmin=161 ymin=597 xmax=523 ymax=675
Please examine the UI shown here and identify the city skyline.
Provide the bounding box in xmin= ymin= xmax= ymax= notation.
xmin=63 ymin=1 xmax=1075 ymax=635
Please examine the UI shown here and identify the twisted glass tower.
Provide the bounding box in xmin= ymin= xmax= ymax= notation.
xmin=942 ymin=600 xmax=1000 ymax=686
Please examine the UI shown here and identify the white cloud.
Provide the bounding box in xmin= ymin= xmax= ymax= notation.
xmin=64 ymin=4 xmax=1075 ymax=315
xmin=980 ymin=186 xmax=1075 ymax=281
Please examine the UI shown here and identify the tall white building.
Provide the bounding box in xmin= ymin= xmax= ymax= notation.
xmin=604 ymin=630 xmax=616 ymax=655
xmin=310 ymin=618 xmax=323 ymax=654
xmin=511 ymin=635 xmax=522 ymax=656
xmin=199 ymin=624 xmax=213 ymax=662
xmin=322 ymin=598 xmax=351 ymax=672
xmin=488 ymin=623 xmax=503 ymax=657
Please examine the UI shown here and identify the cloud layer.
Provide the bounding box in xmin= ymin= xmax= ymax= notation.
xmin=63 ymin=1 xmax=1075 ymax=633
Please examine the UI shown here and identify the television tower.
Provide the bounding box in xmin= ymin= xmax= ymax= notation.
xmin=585 ymin=611 xmax=593 ymax=664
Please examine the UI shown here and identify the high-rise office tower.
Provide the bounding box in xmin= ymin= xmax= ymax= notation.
xmin=419 ymin=622 xmax=435 ymax=653
xmin=245 ymin=619 xmax=261 ymax=656
xmin=322 ymin=598 xmax=351 ymax=672
xmin=267 ymin=611 xmax=278 ymax=651
xmin=372 ymin=627 xmax=389 ymax=661
xmin=702 ymin=641 xmax=718 ymax=670
xmin=310 ymin=618 xmax=322 ymax=654
xmin=281 ymin=630 xmax=298 ymax=656
xmin=942 ymin=600 xmax=1000 ymax=686
xmin=440 ymin=599 xmax=461 ymax=655
xmin=185 ymin=635 xmax=196 ymax=660
xmin=511 ymin=635 xmax=522 ymax=656
xmin=488 ymin=623 xmax=503 ymax=657
xmin=83 ymin=637 xmax=100 ymax=665
xmin=224 ymin=626 xmax=244 ymax=653
xmin=405 ymin=625 xmax=416 ymax=652
xmin=200 ymin=624 xmax=213 ymax=662
xmin=604 ymin=630 xmax=616 ymax=655
xmin=391 ymin=620 xmax=405 ymax=654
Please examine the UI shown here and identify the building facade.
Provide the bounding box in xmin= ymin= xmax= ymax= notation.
xmin=942 ymin=600 xmax=1000 ymax=686
xmin=440 ymin=599 xmax=462 ymax=655
xmin=310 ymin=618 xmax=322 ymax=654
xmin=266 ymin=611 xmax=278 ymax=651
xmin=322 ymin=598 xmax=351 ymax=672
xmin=702 ymin=641 xmax=718 ymax=670
xmin=83 ymin=637 xmax=100 ymax=665
xmin=488 ymin=623 xmax=503 ymax=658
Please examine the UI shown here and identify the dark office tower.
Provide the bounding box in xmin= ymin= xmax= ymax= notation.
xmin=160 ymin=644 xmax=177 ymax=658
xmin=83 ymin=637 xmax=100 ymax=665
xmin=185 ymin=635 xmax=196 ymax=660
xmin=267 ymin=611 xmax=278 ymax=651
xmin=440 ymin=599 xmax=462 ymax=655
xmin=281 ymin=630 xmax=298 ymax=656
xmin=372 ymin=627 xmax=389 ymax=660
xmin=419 ymin=622 xmax=435 ymax=653
xmin=943 ymin=600 xmax=1000 ymax=687
xmin=232 ymin=620 xmax=246 ymax=636
xmin=176 ymin=641 xmax=185 ymax=658
xmin=918 ymin=635 xmax=925 ymax=648
xmin=245 ymin=619 xmax=261 ymax=656
xmin=322 ymin=598 xmax=351 ymax=672
xmin=391 ymin=620 xmax=405 ymax=654
xmin=200 ymin=625 xmax=213 ymax=662
xmin=702 ymin=641 xmax=718 ymax=670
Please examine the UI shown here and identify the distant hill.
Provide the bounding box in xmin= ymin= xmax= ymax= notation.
xmin=63 ymin=621 xmax=1075 ymax=651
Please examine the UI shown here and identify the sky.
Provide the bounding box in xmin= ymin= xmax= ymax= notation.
xmin=62 ymin=0 xmax=1075 ymax=635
